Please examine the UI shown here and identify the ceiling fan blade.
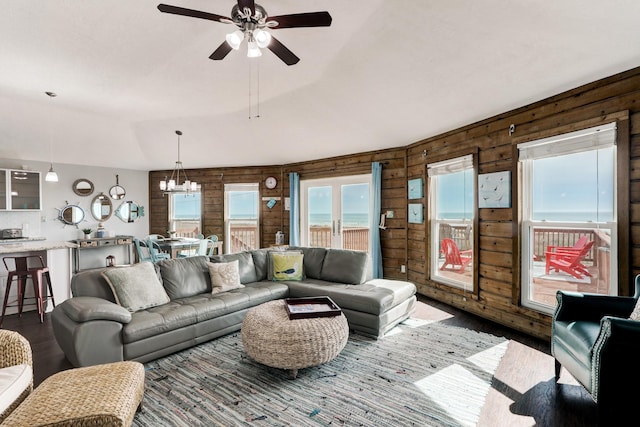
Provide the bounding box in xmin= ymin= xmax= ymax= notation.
xmin=268 ymin=12 xmax=332 ymax=29
xmin=157 ymin=4 xmax=230 ymax=23
xmin=237 ymin=0 xmax=255 ymax=15
xmin=209 ymin=41 xmax=233 ymax=60
xmin=267 ymin=35 xmax=300 ymax=66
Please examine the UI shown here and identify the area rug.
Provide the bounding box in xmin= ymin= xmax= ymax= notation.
xmin=134 ymin=318 xmax=509 ymax=427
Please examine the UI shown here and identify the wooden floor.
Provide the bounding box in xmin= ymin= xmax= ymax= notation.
xmin=2 ymin=295 xmax=598 ymax=426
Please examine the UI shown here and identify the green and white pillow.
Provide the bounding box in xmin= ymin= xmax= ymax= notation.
xmin=101 ymin=262 xmax=170 ymax=312
xmin=270 ymin=252 xmax=304 ymax=281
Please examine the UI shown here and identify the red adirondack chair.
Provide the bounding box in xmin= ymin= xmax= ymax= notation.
xmin=545 ymin=240 xmax=594 ymax=279
xmin=440 ymin=238 xmax=473 ymax=273
xmin=545 ymin=235 xmax=589 ymax=256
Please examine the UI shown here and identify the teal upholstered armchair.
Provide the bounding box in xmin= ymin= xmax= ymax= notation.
xmin=552 ymin=275 xmax=640 ymax=420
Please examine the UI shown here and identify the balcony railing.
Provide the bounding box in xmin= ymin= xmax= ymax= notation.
xmin=227 ymin=224 xmax=370 ymax=253
xmin=309 ymin=226 xmax=369 ymax=252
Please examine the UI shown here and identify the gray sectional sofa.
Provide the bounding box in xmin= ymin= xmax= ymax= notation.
xmin=52 ymin=247 xmax=416 ymax=368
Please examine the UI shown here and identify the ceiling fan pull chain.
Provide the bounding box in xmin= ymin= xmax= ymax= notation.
xmin=256 ymin=61 xmax=260 ymax=118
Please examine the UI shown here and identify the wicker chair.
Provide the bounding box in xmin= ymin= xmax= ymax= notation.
xmin=0 ymin=330 xmax=33 ymax=423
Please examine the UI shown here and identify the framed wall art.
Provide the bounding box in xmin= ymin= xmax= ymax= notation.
xmin=478 ymin=171 xmax=511 ymax=208
xmin=408 ymin=178 xmax=423 ymax=199
xmin=408 ymin=203 xmax=423 ymax=223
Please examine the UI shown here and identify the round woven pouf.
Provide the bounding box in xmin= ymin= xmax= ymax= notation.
xmin=241 ymin=299 xmax=349 ymax=379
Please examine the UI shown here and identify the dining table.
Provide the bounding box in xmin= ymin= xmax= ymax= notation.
xmin=155 ymin=237 xmax=223 ymax=259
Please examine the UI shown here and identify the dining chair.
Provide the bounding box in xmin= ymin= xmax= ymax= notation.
xmin=133 ymin=238 xmax=153 ymax=263
xmin=146 ymin=239 xmax=171 ymax=263
xmin=205 ymin=235 xmax=220 ymax=257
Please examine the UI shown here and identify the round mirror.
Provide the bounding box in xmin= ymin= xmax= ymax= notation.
xmin=109 ymin=175 xmax=126 ymax=200
xmin=109 ymin=185 xmax=126 ymax=200
xmin=58 ymin=204 xmax=85 ymax=226
xmin=115 ymin=201 xmax=144 ymax=223
xmin=91 ymin=192 xmax=112 ymax=221
xmin=72 ymin=179 xmax=94 ymax=197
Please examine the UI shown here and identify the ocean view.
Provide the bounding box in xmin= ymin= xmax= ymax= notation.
xmin=309 ymin=213 xmax=369 ymax=227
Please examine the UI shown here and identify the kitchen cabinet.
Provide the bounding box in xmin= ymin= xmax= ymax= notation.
xmin=0 ymin=169 xmax=41 ymax=211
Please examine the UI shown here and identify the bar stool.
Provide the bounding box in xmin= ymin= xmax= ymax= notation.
xmin=1 ymin=256 xmax=56 ymax=326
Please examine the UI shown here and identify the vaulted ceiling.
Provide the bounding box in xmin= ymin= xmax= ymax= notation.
xmin=1 ymin=0 xmax=639 ymax=171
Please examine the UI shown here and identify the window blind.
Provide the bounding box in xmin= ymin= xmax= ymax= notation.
xmin=427 ymin=154 xmax=473 ymax=176
xmin=518 ymin=122 xmax=616 ymax=160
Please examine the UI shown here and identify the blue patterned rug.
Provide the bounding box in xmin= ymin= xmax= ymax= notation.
xmin=134 ymin=319 xmax=508 ymax=426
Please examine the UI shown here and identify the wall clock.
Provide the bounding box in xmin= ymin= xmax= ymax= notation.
xmin=408 ymin=203 xmax=423 ymax=224
xmin=265 ymin=176 xmax=278 ymax=189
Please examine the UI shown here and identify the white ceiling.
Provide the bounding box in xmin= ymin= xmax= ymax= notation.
xmin=1 ymin=0 xmax=640 ymax=171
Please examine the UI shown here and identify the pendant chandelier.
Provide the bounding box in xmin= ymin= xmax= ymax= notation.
xmin=159 ymin=130 xmax=200 ymax=194
xmin=45 ymin=91 xmax=59 ymax=182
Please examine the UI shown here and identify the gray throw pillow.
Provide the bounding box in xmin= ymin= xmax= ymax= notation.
xmin=101 ymin=262 xmax=170 ymax=312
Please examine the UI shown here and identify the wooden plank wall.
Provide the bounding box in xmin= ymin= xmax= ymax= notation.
xmin=283 ymin=148 xmax=408 ymax=279
xmin=148 ymin=165 xmax=285 ymax=247
xmin=407 ymin=67 xmax=640 ymax=340
xmin=147 ymin=66 xmax=640 ymax=341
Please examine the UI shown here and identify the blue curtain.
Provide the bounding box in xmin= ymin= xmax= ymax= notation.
xmin=371 ymin=162 xmax=383 ymax=278
xmin=289 ymin=172 xmax=301 ymax=246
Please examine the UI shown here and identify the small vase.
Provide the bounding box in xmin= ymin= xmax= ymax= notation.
xmin=83 ymin=234 xmax=91 ymax=239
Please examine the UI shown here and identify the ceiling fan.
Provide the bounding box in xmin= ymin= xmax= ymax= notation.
xmin=157 ymin=1 xmax=332 ymax=65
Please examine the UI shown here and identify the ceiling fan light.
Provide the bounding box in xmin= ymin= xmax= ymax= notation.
xmin=247 ymin=41 xmax=262 ymax=58
xmin=45 ymin=165 xmax=58 ymax=182
xmin=225 ymin=30 xmax=244 ymax=50
xmin=254 ymin=29 xmax=271 ymax=48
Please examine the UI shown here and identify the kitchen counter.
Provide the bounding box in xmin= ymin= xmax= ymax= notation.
xmin=0 ymin=240 xmax=77 ymax=254
xmin=0 ymin=236 xmax=47 ymax=245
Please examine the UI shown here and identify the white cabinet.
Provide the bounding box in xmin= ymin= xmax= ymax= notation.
xmin=0 ymin=169 xmax=41 ymax=211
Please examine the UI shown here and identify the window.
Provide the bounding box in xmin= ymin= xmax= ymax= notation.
xmin=300 ymin=175 xmax=371 ymax=252
xmin=519 ymin=123 xmax=617 ymax=314
xmin=168 ymin=192 xmax=201 ymax=237
xmin=224 ymin=183 xmax=259 ymax=253
xmin=428 ymin=155 xmax=475 ymax=292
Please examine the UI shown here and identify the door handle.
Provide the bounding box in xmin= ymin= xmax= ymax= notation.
xmin=332 ymin=220 xmax=335 ymax=236
xmin=337 ymin=219 xmax=341 ymax=234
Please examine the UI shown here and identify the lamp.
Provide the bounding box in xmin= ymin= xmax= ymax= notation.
xmin=224 ymin=5 xmax=274 ymax=58
xmin=225 ymin=30 xmax=244 ymax=50
xmin=45 ymin=91 xmax=59 ymax=182
xmin=159 ymin=130 xmax=200 ymax=195
xmin=246 ymin=35 xmax=262 ymax=58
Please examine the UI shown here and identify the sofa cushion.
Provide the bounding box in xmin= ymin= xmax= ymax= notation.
xmin=0 ymin=364 xmax=32 ymax=416
xmin=207 ymin=260 xmax=245 ymax=294
xmin=320 ymin=249 xmax=368 ymax=284
xmin=101 ymin=263 xmax=170 ymax=312
xmin=210 ymin=252 xmax=259 ymax=284
xmin=289 ymin=246 xmax=327 ymax=279
xmin=270 ymin=252 xmax=304 ymax=281
xmin=157 ymin=256 xmax=211 ymax=300
xmin=286 ymin=278 xmax=416 ymax=315
xmin=250 ymin=248 xmax=270 ymax=281
xmin=122 ymin=301 xmax=197 ymax=343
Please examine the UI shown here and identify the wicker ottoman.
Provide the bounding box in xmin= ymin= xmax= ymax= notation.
xmin=242 ymin=299 xmax=349 ymax=378
xmin=2 ymin=361 xmax=145 ymax=427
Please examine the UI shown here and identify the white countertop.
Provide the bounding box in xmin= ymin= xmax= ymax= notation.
xmin=0 ymin=240 xmax=78 ymax=254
